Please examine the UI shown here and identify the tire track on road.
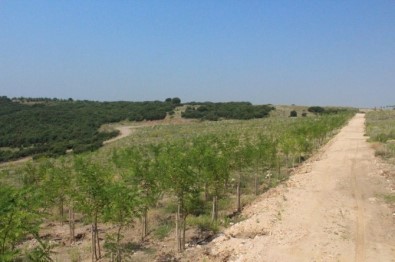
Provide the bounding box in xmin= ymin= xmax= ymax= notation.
xmin=350 ymin=142 xmax=366 ymax=262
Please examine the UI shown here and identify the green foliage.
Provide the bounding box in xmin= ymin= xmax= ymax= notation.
xmin=153 ymin=221 xmax=173 ymax=240
xmin=366 ymin=110 xmax=395 ymax=159
xmin=184 ymin=190 xmax=206 ymax=216
xmin=74 ymin=156 xmax=110 ymax=220
xmin=171 ymin=97 xmax=181 ymax=105
xmin=182 ymin=102 xmax=275 ymax=120
xmin=0 ymin=97 xmax=177 ymax=162
xmin=112 ymin=145 xmax=163 ymax=209
xmin=307 ymin=106 xmax=325 ymax=114
xmin=103 ymin=232 xmax=134 ymax=262
xmin=24 ymin=238 xmax=54 ymax=262
xmin=0 ymin=185 xmax=44 ymax=261
xmin=366 ymin=110 xmax=395 ymax=143
xmin=289 ymin=110 xmax=297 ymax=117
xmin=103 ymin=180 xmax=142 ymax=226
xmin=0 ymin=102 xmax=356 ymax=258
xmin=308 ymin=106 xmax=353 ymax=115
xmin=186 ymin=215 xmax=219 ymax=234
xmin=73 ymin=156 xmax=113 ymax=260
xmin=381 ymin=193 xmax=395 ymax=203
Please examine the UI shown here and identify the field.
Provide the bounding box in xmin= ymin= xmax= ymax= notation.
xmin=365 ymin=109 xmax=395 ymax=163
xmin=365 ymin=109 xmax=395 ymax=206
xmin=0 ymin=103 xmax=356 ymax=261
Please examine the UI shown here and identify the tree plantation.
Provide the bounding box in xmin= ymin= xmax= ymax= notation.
xmin=0 ymin=103 xmax=356 ymax=261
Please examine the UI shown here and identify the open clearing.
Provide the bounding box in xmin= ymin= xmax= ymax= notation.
xmin=185 ymin=113 xmax=395 ymax=261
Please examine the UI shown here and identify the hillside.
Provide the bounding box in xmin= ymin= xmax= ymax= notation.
xmin=0 ymin=96 xmax=179 ymax=162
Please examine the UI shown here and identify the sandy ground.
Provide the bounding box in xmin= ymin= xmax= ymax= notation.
xmin=185 ymin=113 xmax=395 ymax=262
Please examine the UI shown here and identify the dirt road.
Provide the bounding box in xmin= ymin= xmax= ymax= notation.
xmin=102 ymin=125 xmax=136 ymax=144
xmin=187 ymin=113 xmax=395 ymax=261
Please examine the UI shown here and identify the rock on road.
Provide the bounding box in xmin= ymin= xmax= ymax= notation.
xmin=185 ymin=113 xmax=395 ymax=262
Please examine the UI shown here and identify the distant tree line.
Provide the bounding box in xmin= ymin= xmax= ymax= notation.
xmin=307 ymin=106 xmax=350 ymax=115
xmin=0 ymin=96 xmax=179 ymax=162
xmin=181 ymin=102 xmax=275 ymax=120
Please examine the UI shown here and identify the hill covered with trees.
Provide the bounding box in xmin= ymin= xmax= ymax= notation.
xmin=0 ymin=96 xmax=179 ymax=162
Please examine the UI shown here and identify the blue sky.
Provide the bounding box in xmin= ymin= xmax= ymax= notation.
xmin=1 ymin=1 xmax=394 ymax=107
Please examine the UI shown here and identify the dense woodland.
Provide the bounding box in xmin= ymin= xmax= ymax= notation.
xmin=0 ymin=108 xmax=356 ymax=261
xmin=181 ymin=102 xmax=275 ymax=120
xmin=0 ymin=96 xmax=179 ymax=162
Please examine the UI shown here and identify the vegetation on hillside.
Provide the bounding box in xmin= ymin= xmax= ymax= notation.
xmin=366 ymin=110 xmax=395 ymax=160
xmin=307 ymin=106 xmax=351 ymax=115
xmin=181 ymin=102 xmax=275 ymax=120
xmin=0 ymin=108 xmax=355 ymax=261
xmin=0 ymin=96 xmax=179 ymax=162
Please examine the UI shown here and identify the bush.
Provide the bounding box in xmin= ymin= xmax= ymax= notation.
xmin=171 ymin=97 xmax=181 ymax=105
xmin=289 ymin=110 xmax=297 ymax=117
xmin=153 ymin=221 xmax=173 ymax=240
xmin=186 ymin=215 xmax=219 ymax=234
xmin=307 ymin=106 xmax=325 ymax=114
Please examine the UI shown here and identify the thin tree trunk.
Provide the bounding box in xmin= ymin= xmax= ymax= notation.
xmin=236 ymin=179 xmax=241 ymax=213
xmin=176 ymin=200 xmax=182 ymax=252
xmin=116 ymin=225 xmax=122 ymax=262
xmin=96 ymin=220 xmax=101 ymax=259
xmin=212 ymin=195 xmax=218 ymax=222
xmin=182 ymin=215 xmax=186 ymax=250
xmin=141 ymin=208 xmax=148 ymax=240
xmin=204 ymin=182 xmax=209 ymax=202
xmin=92 ymin=211 xmax=100 ymax=261
xmin=59 ymin=198 xmax=64 ymax=225
xmin=255 ymin=165 xmax=260 ymax=196
xmin=176 ymin=198 xmax=186 ymax=252
xmin=91 ymin=223 xmax=96 ymax=262
xmin=277 ymin=158 xmax=281 ymax=178
xmin=69 ymin=203 xmax=75 ymax=245
xmin=254 ymin=173 xmax=258 ymax=196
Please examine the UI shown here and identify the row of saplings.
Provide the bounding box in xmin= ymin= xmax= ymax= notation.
xmin=0 ymin=113 xmax=352 ymax=261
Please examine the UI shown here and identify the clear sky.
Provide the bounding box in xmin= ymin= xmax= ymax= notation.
xmin=1 ymin=1 xmax=394 ymax=107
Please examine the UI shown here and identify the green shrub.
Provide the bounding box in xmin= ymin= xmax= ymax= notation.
xmin=153 ymin=222 xmax=173 ymax=240
xmin=187 ymin=215 xmax=219 ymax=234
xmin=308 ymin=106 xmax=325 ymax=114
xmin=289 ymin=110 xmax=297 ymax=117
